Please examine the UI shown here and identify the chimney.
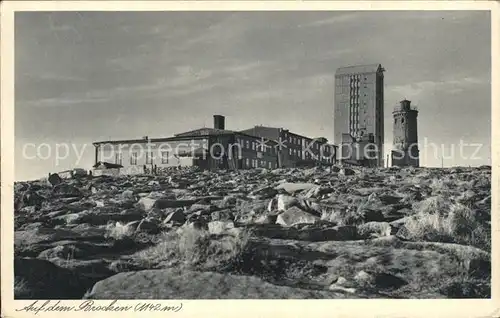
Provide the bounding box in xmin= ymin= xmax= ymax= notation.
xmin=213 ymin=115 xmax=225 ymax=130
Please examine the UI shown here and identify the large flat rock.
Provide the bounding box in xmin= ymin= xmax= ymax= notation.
xmin=85 ymin=268 xmax=361 ymax=299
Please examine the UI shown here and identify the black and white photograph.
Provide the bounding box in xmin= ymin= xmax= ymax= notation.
xmin=3 ymin=1 xmax=497 ymax=310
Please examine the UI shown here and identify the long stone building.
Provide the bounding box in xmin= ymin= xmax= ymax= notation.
xmin=92 ymin=115 xmax=337 ymax=175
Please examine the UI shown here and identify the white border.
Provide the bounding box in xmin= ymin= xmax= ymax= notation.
xmin=1 ymin=2 xmax=499 ymax=318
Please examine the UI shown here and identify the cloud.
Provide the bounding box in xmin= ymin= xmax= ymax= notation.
xmin=387 ymin=76 xmax=488 ymax=99
xmin=20 ymin=73 xmax=86 ymax=82
xmin=18 ymin=96 xmax=109 ymax=108
xmin=298 ymin=13 xmax=361 ymax=27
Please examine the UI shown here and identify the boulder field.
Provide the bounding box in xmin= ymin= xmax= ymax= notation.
xmin=14 ymin=165 xmax=491 ymax=299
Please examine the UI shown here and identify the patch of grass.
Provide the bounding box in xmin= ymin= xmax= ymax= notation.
xmin=129 ymin=226 xmax=253 ymax=271
xmin=321 ymin=206 xmax=369 ymax=226
xmin=403 ymin=197 xmax=490 ymax=250
xmin=14 ymin=277 xmax=31 ymax=299
xmin=439 ymin=276 xmax=490 ymax=298
xmin=321 ymin=194 xmax=383 ymax=226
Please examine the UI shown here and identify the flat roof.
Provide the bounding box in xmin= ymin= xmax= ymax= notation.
xmin=335 ymin=64 xmax=383 ymax=76
xmin=242 ymin=126 xmax=335 ymax=146
xmin=93 ymin=129 xmax=278 ymax=146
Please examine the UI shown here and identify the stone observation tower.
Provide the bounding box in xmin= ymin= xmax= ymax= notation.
xmin=391 ymin=99 xmax=419 ymax=167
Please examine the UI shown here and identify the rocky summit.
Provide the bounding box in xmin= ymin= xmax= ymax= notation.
xmin=14 ymin=165 xmax=491 ymax=299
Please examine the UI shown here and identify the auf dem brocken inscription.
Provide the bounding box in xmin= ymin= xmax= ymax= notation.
xmin=16 ymin=300 xmax=184 ymax=314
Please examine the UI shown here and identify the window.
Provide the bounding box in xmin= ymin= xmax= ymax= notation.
xmin=130 ymin=152 xmax=138 ymax=165
xmin=161 ymin=151 xmax=169 ymax=164
xmin=245 ymin=158 xmax=250 ymax=167
xmin=289 ymin=148 xmax=292 ymax=155
xmin=146 ymin=151 xmax=153 ymax=164
xmin=115 ymin=153 xmax=122 ymax=165
xmin=246 ymin=140 xmax=250 ymax=149
xmin=401 ymin=118 xmax=405 ymax=123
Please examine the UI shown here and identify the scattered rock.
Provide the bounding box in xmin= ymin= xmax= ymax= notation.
xmin=52 ymin=184 xmax=82 ymax=198
xmin=136 ymin=218 xmax=160 ymax=234
xmin=249 ymin=186 xmax=278 ymax=199
xmin=275 ymin=183 xmax=317 ymax=194
xmin=189 ymin=203 xmax=214 ymax=214
xmin=163 ymin=209 xmax=186 ymax=224
xmin=329 ymin=285 xmax=356 ymax=294
xmin=340 ymin=168 xmax=355 ymax=176
xmin=372 ymin=272 xmax=407 ymax=290
xmin=20 ymin=191 xmax=44 ymax=209
xmin=354 ymin=270 xmax=373 ymax=285
xmin=211 ymin=209 xmax=234 ymax=222
xmin=254 ymin=214 xmax=278 ymax=224
xmin=121 ymin=190 xmax=136 ymax=201
xmin=48 ymin=173 xmax=62 ymax=186
xmin=465 ymin=258 xmax=491 ymax=278
xmin=336 ymin=276 xmax=348 ymax=286
xmin=276 ymin=206 xmax=320 ymax=227
xmin=207 ymin=221 xmax=236 ymax=235
xmin=276 ymin=194 xmax=299 ymax=211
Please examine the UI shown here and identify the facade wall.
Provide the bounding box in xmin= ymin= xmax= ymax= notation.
xmin=96 ymin=138 xmax=209 ymax=171
xmin=334 ymin=65 xmax=384 ymax=166
xmin=95 ymin=127 xmax=335 ymax=173
xmin=392 ymin=102 xmax=419 ymax=167
xmin=241 ymin=127 xmax=336 ymax=168
xmin=232 ymin=134 xmax=279 ymax=169
xmin=334 ymin=75 xmax=350 ymax=147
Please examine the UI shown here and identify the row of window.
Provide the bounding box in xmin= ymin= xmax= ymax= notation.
xmin=288 ymin=147 xmax=333 ymax=158
xmin=244 ymin=158 xmax=275 ymax=169
xmin=114 ymin=151 xmax=171 ymax=166
xmin=287 ymin=135 xmax=304 ymax=146
xmin=284 ymin=135 xmax=326 ymax=151
xmin=237 ymin=139 xmax=277 ymax=154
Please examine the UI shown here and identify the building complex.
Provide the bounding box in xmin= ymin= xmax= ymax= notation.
xmin=93 ymin=62 xmax=421 ymax=175
xmin=93 ymin=115 xmax=337 ymax=175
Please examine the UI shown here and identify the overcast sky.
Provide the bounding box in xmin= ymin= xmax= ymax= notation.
xmin=15 ymin=11 xmax=491 ymax=180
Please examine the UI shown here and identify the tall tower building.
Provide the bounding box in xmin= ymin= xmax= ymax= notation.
xmin=334 ymin=64 xmax=385 ymax=166
xmin=391 ymin=99 xmax=419 ymax=167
